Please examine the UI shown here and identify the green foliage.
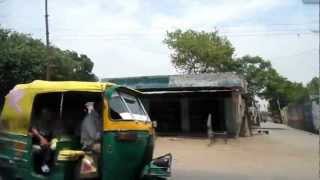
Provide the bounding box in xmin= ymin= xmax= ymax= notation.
xmin=0 ymin=28 xmax=46 ymax=99
xmin=234 ymin=55 xmax=309 ymax=110
xmin=164 ymin=29 xmax=313 ymax=112
xmin=164 ymin=29 xmax=235 ymax=74
xmin=307 ymin=77 xmax=319 ymax=96
xmin=0 ymin=26 xmax=97 ymax=105
xmin=307 ymin=77 xmax=319 ymax=103
xmin=47 ymin=48 xmax=97 ymax=81
xmin=234 ymin=55 xmax=273 ymax=98
xmin=264 ymin=78 xmax=308 ymax=109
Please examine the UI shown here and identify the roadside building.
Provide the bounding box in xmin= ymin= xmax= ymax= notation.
xmin=103 ymin=73 xmax=250 ymax=137
xmin=281 ymin=95 xmax=319 ymax=133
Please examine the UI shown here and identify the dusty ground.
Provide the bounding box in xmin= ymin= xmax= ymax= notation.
xmin=154 ymin=122 xmax=318 ymax=180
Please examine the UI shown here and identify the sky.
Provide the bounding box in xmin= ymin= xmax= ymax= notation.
xmin=0 ymin=0 xmax=319 ymax=84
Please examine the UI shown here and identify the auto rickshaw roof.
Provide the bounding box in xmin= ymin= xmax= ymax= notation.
xmin=14 ymin=80 xmax=115 ymax=93
xmin=0 ymin=80 xmax=142 ymax=135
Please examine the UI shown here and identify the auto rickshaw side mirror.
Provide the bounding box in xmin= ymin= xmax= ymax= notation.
xmin=141 ymin=153 xmax=172 ymax=179
xmin=152 ymin=121 xmax=157 ymax=128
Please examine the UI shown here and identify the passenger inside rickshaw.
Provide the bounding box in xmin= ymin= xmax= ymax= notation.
xmin=29 ymin=92 xmax=103 ymax=175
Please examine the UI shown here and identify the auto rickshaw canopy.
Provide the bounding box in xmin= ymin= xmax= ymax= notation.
xmin=0 ymin=80 xmax=116 ymax=135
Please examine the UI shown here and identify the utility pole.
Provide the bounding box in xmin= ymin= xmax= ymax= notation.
xmin=45 ymin=0 xmax=51 ymax=80
xmin=317 ymin=12 xmax=319 ymax=180
xmin=302 ymin=0 xmax=319 ymax=178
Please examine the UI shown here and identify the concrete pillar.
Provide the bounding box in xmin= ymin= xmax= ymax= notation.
xmin=224 ymin=97 xmax=233 ymax=136
xmin=232 ymin=92 xmax=242 ymax=137
xmin=180 ymin=97 xmax=190 ymax=133
xmin=239 ymin=99 xmax=251 ymax=137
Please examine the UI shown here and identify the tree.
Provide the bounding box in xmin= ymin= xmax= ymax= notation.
xmin=0 ymin=28 xmax=46 ymax=102
xmin=307 ymin=77 xmax=319 ymax=96
xmin=235 ymin=56 xmax=309 ymax=110
xmin=306 ymin=77 xmax=319 ymax=103
xmin=48 ymin=49 xmax=97 ymax=81
xmin=164 ymin=29 xmax=313 ymax=115
xmin=164 ymin=29 xmax=235 ymax=74
xmin=234 ymin=55 xmax=273 ymax=98
xmin=0 ymin=27 xmax=97 ymax=107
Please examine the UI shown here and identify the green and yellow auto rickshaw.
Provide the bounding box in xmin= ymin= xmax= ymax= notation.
xmin=0 ymin=80 xmax=172 ymax=180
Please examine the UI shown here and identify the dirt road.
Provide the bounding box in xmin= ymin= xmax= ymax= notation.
xmin=154 ymin=122 xmax=318 ymax=180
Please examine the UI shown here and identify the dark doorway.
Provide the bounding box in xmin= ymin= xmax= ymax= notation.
xmin=189 ymin=98 xmax=225 ymax=133
xmin=144 ymin=91 xmax=229 ymax=135
xmin=149 ymin=98 xmax=181 ymax=133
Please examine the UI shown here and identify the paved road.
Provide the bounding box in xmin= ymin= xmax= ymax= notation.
xmin=154 ymin=122 xmax=318 ymax=180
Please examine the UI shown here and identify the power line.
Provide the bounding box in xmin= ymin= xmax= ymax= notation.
xmin=216 ymin=22 xmax=318 ymax=28
xmin=5 ymin=21 xmax=317 ymax=32
xmin=50 ymin=31 xmax=316 ymax=40
xmin=270 ymin=49 xmax=319 ymax=60
xmin=302 ymin=0 xmax=320 ymax=4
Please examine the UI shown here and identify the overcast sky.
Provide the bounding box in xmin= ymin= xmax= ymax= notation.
xmin=1 ymin=0 xmax=319 ymax=83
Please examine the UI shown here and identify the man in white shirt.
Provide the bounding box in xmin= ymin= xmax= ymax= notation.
xmin=207 ymin=113 xmax=214 ymax=145
xmin=81 ymin=102 xmax=102 ymax=153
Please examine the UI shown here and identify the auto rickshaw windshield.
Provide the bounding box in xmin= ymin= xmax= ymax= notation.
xmin=109 ymin=90 xmax=150 ymax=121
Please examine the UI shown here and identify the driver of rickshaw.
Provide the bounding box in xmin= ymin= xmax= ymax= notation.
xmin=29 ymin=108 xmax=54 ymax=174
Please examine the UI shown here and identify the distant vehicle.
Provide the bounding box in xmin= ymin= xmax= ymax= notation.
xmin=0 ymin=80 xmax=171 ymax=180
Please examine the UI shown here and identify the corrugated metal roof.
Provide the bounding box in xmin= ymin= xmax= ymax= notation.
xmin=143 ymin=89 xmax=233 ymax=94
xmin=103 ymin=75 xmax=169 ymax=89
xmin=169 ymin=73 xmax=245 ymax=88
xmin=102 ymin=73 xmax=247 ymax=92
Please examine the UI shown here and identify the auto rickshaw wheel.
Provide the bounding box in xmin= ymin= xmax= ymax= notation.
xmin=0 ymin=171 xmax=5 ymax=180
xmin=142 ymin=176 xmax=167 ymax=180
xmin=0 ymin=173 xmax=6 ymax=180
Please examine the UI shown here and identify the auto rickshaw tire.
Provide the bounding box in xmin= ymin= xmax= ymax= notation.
xmin=0 ymin=168 xmax=17 ymax=180
xmin=141 ymin=176 xmax=167 ymax=180
xmin=0 ymin=171 xmax=6 ymax=180
xmin=0 ymin=173 xmax=7 ymax=180
xmin=0 ymin=174 xmax=13 ymax=180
